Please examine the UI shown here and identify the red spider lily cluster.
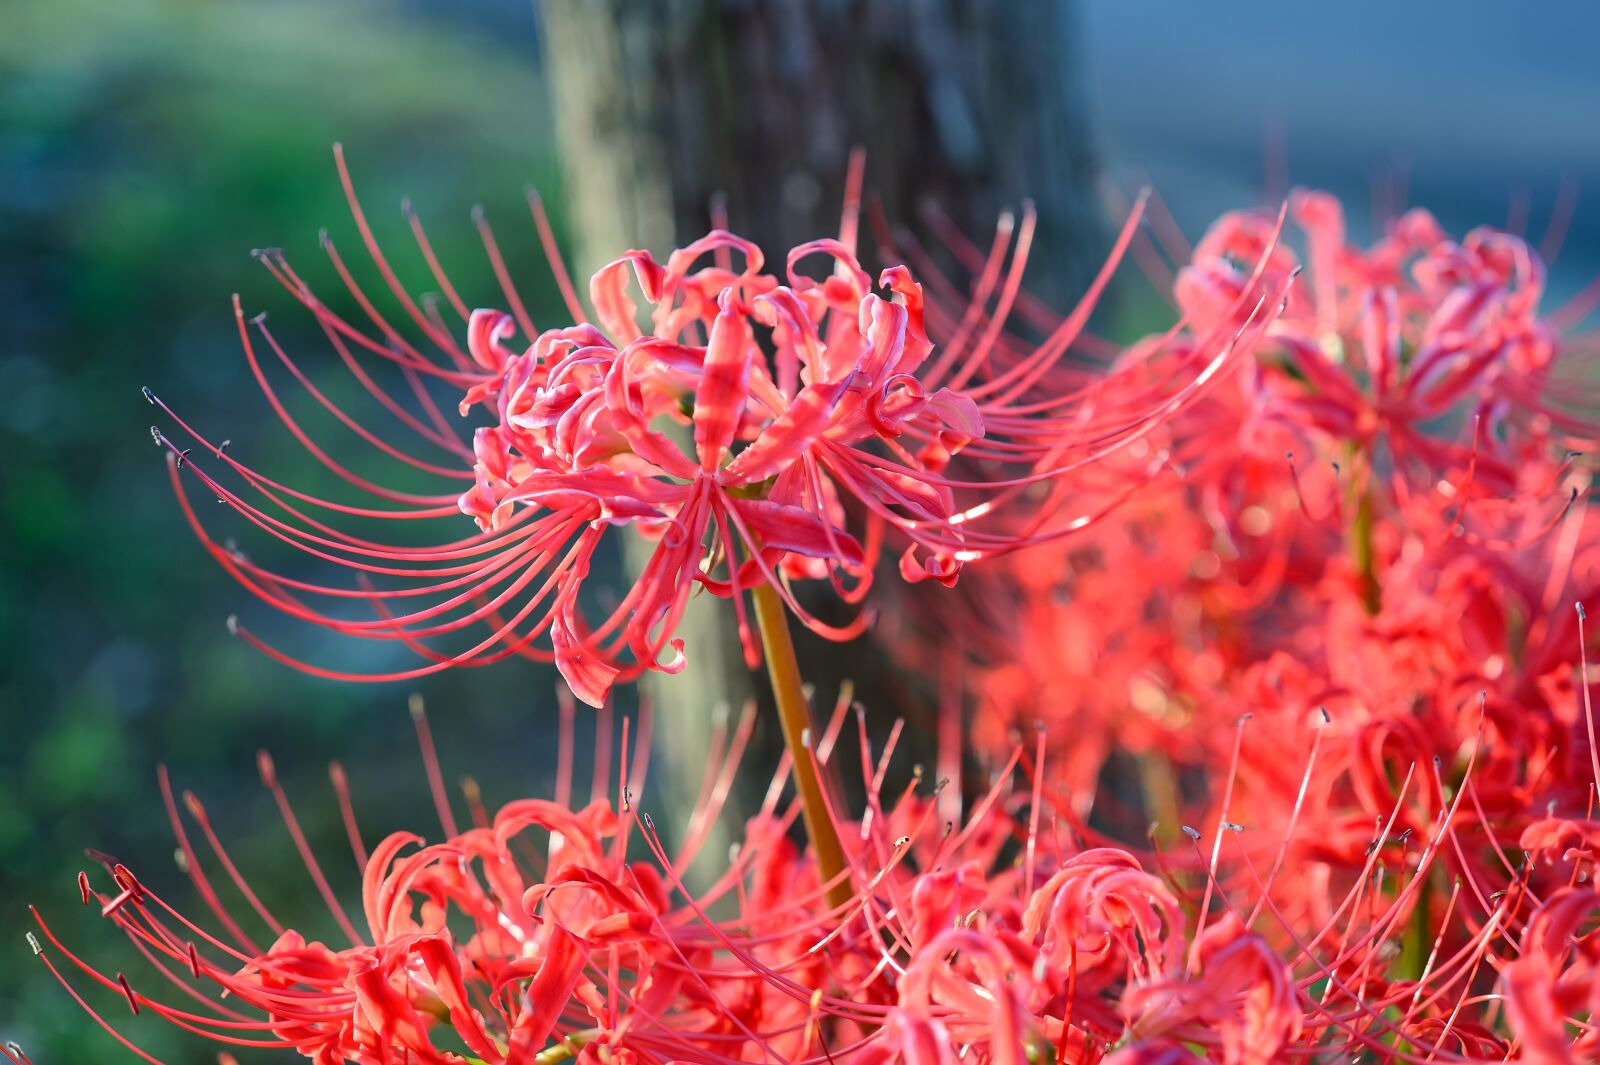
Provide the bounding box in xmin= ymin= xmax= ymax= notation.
xmin=25 ymin=160 xmax=1600 ymax=1064
xmin=896 ymin=191 xmax=1600 ymax=1057
xmin=30 ymin=671 xmax=1600 ymax=1064
xmin=144 ymin=150 xmax=1257 ymax=707
xmin=32 ymin=691 xmax=1585 ymax=1065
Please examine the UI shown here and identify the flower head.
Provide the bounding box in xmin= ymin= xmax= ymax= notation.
xmin=147 ymin=149 xmax=1272 ymax=704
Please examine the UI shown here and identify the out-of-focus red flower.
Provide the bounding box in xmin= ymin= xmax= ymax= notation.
xmin=35 ymin=688 xmax=1582 ymax=1063
xmin=1501 ymin=887 xmax=1600 ymax=1065
xmin=867 ymin=187 xmax=1600 ymax=1065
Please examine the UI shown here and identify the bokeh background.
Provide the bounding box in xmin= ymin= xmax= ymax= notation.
xmin=2 ymin=1 xmax=1597 ymax=1058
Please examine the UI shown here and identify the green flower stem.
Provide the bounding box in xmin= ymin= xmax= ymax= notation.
xmin=750 ymin=580 xmax=854 ymax=913
xmin=1346 ymin=444 xmax=1380 ymax=615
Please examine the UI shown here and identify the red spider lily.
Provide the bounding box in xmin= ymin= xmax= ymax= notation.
xmin=47 ymin=177 xmax=1600 ymax=1065
xmin=1500 ymin=887 xmax=1600 ymax=1064
xmin=1175 ymin=190 xmax=1599 ymax=503
xmin=910 ymin=186 xmax=1600 ymax=849
xmin=884 ymin=356 xmax=1600 ymax=1064
xmin=32 ymin=682 xmax=1587 ymax=1064
xmin=145 ymin=148 xmax=1275 ymax=705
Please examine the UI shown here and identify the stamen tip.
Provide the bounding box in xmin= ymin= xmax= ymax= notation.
xmin=256 ymin=750 xmax=276 ymax=787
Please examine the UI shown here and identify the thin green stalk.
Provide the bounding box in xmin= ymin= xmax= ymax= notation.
xmin=750 ymin=581 xmax=853 ymax=912
xmin=1346 ymin=444 xmax=1380 ymax=615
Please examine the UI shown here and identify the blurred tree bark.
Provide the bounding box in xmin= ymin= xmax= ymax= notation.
xmin=536 ymin=0 xmax=1100 ymax=820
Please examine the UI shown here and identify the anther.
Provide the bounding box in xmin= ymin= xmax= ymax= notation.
xmin=1578 ymin=602 xmax=1588 ymax=622
xmin=187 ymin=941 xmax=201 ymax=978
xmin=894 ymin=835 xmax=912 ymax=847
xmin=175 ymin=448 xmax=193 ymax=469
xmin=409 ymin=692 xmax=425 ymax=720
xmin=26 ymin=932 xmax=41 ymax=956
xmin=111 ymin=865 xmax=143 ymax=899
xmin=100 ymin=865 xmax=146 ymax=915
xmin=216 ymin=439 xmax=231 ymax=457
xmin=1181 ymin=825 xmax=1201 ymax=841
xmin=77 ymin=871 xmax=91 ymax=905
xmin=1319 ymin=706 xmax=1331 ymax=723
xmin=141 ymin=386 xmax=156 ymax=404
xmin=256 ymin=750 xmax=277 ymax=788
xmin=117 ymin=973 xmax=140 ymax=1015
xmin=149 ymin=426 xmax=163 ymax=447
xmin=1222 ymin=821 xmax=1243 ymax=833
xmin=225 ymin=615 xmax=239 ymax=637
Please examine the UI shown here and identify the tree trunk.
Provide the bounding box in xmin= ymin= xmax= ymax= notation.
xmin=536 ymin=0 xmax=1100 ymax=825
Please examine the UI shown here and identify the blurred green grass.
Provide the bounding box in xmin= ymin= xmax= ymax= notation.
xmin=0 ymin=1 xmax=590 ymax=1059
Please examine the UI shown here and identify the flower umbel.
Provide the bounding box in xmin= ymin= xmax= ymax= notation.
xmin=146 ymin=148 xmax=1271 ymax=705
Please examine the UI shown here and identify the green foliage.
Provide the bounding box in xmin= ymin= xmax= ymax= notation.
xmin=0 ymin=2 xmax=573 ymax=1059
